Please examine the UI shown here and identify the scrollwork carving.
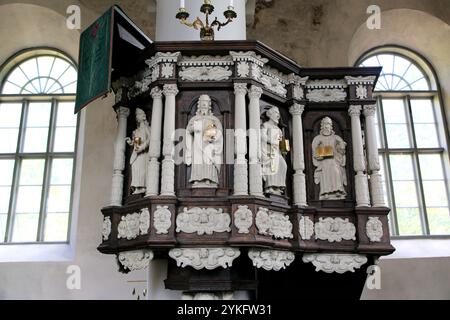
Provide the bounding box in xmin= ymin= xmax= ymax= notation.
xmin=102 ymin=216 xmax=111 ymax=241
xmin=118 ymin=250 xmax=154 ymax=271
xmin=366 ymin=217 xmax=383 ymax=242
xmin=314 ymin=217 xmax=356 ymax=242
xmin=248 ymin=249 xmax=295 ymax=271
xmin=302 ymin=253 xmax=368 ymax=274
xmin=176 ymin=207 xmax=231 ymax=235
xmin=179 ymin=66 xmax=232 ymax=81
xmin=299 ymin=216 xmax=314 ymax=240
xmin=153 ymin=205 xmax=172 ymax=235
xmin=168 ymin=248 xmax=240 ymax=270
xmin=117 ymin=208 xmax=151 ymax=240
xmin=255 ymin=208 xmax=293 ymax=239
xmin=233 ymin=205 xmax=253 ymax=234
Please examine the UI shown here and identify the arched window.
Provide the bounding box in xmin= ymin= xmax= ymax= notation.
xmin=358 ymin=48 xmax=450 ymax=236
xmin=0 ymin=49 xmax=78 ymax=243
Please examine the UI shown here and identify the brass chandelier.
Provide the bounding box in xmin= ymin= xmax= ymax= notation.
xmin=176 ymin=0 xmax=238 ymax=41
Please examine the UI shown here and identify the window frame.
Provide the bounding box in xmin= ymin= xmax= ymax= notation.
xmin=0 ymin=48 xmax=79 ymax=244
xmin=357 ymin=46 xmax=450 ymax=238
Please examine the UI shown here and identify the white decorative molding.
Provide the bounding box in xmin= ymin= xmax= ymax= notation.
xmin=153 ymin=205 xmax=172 ymax=235
xmin=102 ymin=216 xmax=111 ymax=241
xmin=299 ymin=216 xmax=314 ymax=240
xmin=366 ymin=217 xmax=383 ymax=242
xmin=260 ymin=73 xmax=287 ymax=97
xmin=229 ymin=51 xmax=268 ymax=66
xmin=233 ymin=205 xmax=253 ymax=234
xmin=179 ymin=66 xmax=232 ymax=81
xmin=237 ymin=62 xmax=250 ymax=77
xmin=161 ymin=63 xmax=174 ymax=78
xmin=248 ymin=249 xmax=295 ymax=271
xmin=306 ymin=88 xmax=347 ymax=102
xmin=169 ymin=248 xmax=240 ymax=270
xmin=179 ymin=55 xmax=234 ymax=67
xmin=356 ymin=85 xmax=368 ymax=99
xmin=118 ymin=250 xmax=154 ymax=271
xmin=302 ymin=253 xmax=368 ymax=274
xmin=145 ymin=51 xmax=182 ymax=69
xmin=255 ymin=208 xmax=293 ymax=239
xmin=314 ymin=217 xmax=356 ymax=242
xmin=176 ymin=207 xmax=231 ymax=235
xmin=117 ymin=208 xmax=150 ymax=240
xmin=306 ymin=79 xmax=347 ymax=89
xmin=345 ymin=76 xmax=376 ymax=85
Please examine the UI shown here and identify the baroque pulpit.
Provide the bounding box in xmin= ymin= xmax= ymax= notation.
xmin=97 ymin=40 xmax=395 ymax=300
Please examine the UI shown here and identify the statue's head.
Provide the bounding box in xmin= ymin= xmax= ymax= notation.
xmin=197 ymin=95 xmax=212 ymax=116
xmin=135 ymin=108 xmax=147 ymax=122
xmin=266 ymin=107 xmax=280 ymax=124
xmin=320 ymin=117 xmax=334 ymax=136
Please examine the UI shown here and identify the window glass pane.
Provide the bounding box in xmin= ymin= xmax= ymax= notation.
xmin=0 ymin=129 xmax=20 ymax=153
xmin=20 ymin=58 xmax=38 ymax=80
xmin=0 ymin=103 xmax=22 ymax=128
xmin=2 ymin=82 xmax=21 ymax=94
xmin=383 ymin=99 xmax=407 ymax=123
xmin=23 ymin=128 xmax=49 ymax=152
xmin=44 ymin=213 xmax=69 ymax=242
xmin=378 ymin=54 xmax=394 ymax=75
xmin=423 ymin=181 xmax=448 ymax=207
xmin=0 ymin=187 xmax=11 ymax=213
xmin=50 ymin=58 xmax=71 ymax=80
xmin=414 ymin=124 xmax=440 ymax=148
xmin=390 ymin=155 xmax=415 ymax=180
xmin=428 ymin=208 xmax=450 ymax=235
xmin=397 ymin=208 xmax=423 ymax=235
xmin=37 ymin=56 xmax=54 ymax=78
xmin=419 ymin=154 xmax=444 ymax=180
xmin=50 ymin=159 xmax=73 ymax=185
xmin=53 ymin=127 xmax=76 ymax=152
xmin=385 ymin=124 xmax=410 ymax=148
xmin=411 ymin=100 xmax=435 ymax=123
xmin=58 ymin=67 xmax=77 ymax=87
xmin=56 ymin=102 xmax=77 ymax=127
xmin=411 ymin=78 xmax=429 ymax=91
xmin=26 ymin=102 xmax=51 ymax=127
xmin=0 ymin=159 xmax=15 ymax=185
xmin=15 ymin=186 xmax=42 ymax=213
xmin=47 ymin=185 xmax=71 ymax=213
xmin=11 ymin=213 xmax=38 ymax=242
xmin=403 ymin=65 xmax=426 ymax=85
xmin=19 ymin=159 xmax=45 ymax=185
xmin=393 ymin=181 xmax=419 ymax=207
xmin=0 ymin=213 xmax=7 ymax=242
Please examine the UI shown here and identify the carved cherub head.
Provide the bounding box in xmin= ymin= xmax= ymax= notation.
xmin=135 ymin=108 xmax=147 ymax=123
xmin=320 ymin=117 xmax=334 ymax=136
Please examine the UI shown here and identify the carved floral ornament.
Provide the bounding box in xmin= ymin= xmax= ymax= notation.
xmin=314 ymin=217 xmax=356 ymax=242
xmin=153 ymin=205 xmax=172 ymax=235
xmin=176 ymin=207 xmax=231 ymax=235
xmin=102 ymin=216 xmax=111 ymax=241
xmin=302 ymin=253 xmax=368 ymax=274
xmin=118 ymin=250 xmax=154 ymax=271
xmin=179 ymin=66 xmax=232 ymax=81
xmin=248 ymin=249 xmax=295 ymax=271
xmin=298 ymin=216 xmax=314 ymax=240
xmin=255 ymin=207 xmax=293 ymax=239
xmin=366 ymin=217 xmax=383 ymax=242
xmin=233 ymin=205 xmax=253 ymax=234
xmin=169 ymin=248 xmax=240 ymax=270
xmin=117 ymin=208 xmax=150 ymax=240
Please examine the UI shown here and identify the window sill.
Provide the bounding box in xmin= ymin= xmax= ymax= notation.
xmin=383 ymin=238 xmax=450 ymax=259
xmin=0 ymin=242 xmax=75 ymax=262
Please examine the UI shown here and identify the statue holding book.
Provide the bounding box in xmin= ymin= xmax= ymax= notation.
xmin=312 ymin=117 xmax=347 ymax=200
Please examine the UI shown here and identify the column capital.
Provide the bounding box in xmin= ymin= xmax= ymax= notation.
xmin=363 ymin=104 xmax=377 ymax=117
xmin=116 ymin=107 xmax=130 ymax=118
xmin=234 ymin=83 xmax=248 ymax=95
xmin=348 ymin=105 xmax=362 ymax=117
xmin=163 ymin=83 xmax=179 ymax=96
xmin=248 ymin=85 xmax=263 ymax=99
xmin=150 ymin=86 xmax=163 ymax=99
xmin=289 ymin=103 xmax=305 ymax=116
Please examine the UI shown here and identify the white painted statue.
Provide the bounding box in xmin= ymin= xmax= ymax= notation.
xmin=261 ymin=107 xmax=287 ymax=195
xmin=185 ymin=95 xmax=223 ymax=188
xmin=126 ymin=108 xmax=151 ymax=194
xmin=312 ymin=117 xmax=347 ymax=200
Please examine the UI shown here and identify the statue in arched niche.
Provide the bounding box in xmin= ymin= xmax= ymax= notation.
xmin=261 ymin=107 xmax=288 ymax=195
xmin=126 ymin=108 xmax=151 ymax=194
xmin=312 ymin=117 xmax=347 ymax=200
xmin=185 ymin=95 xmax=223 ymax=188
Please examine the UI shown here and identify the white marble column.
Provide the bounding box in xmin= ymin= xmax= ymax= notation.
xmin=234 ymin=83 xmax=249 ymax=196
xmin=248 ymin=85 xmax=264 ymax=197
xmin=110 ymin=107 xmax=130 ymax=206
xmin=349 ymin=105 xmax=370 ymax=207
xmin=290 ymin=104 xmax=307 ymax=207
xmin=146 ymin=87 xmax=164 ymax=197
xmin=160 ymin=84 xmax=179 ymax=196
xmin=364 ymin=105 xmax=386 ymax=207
